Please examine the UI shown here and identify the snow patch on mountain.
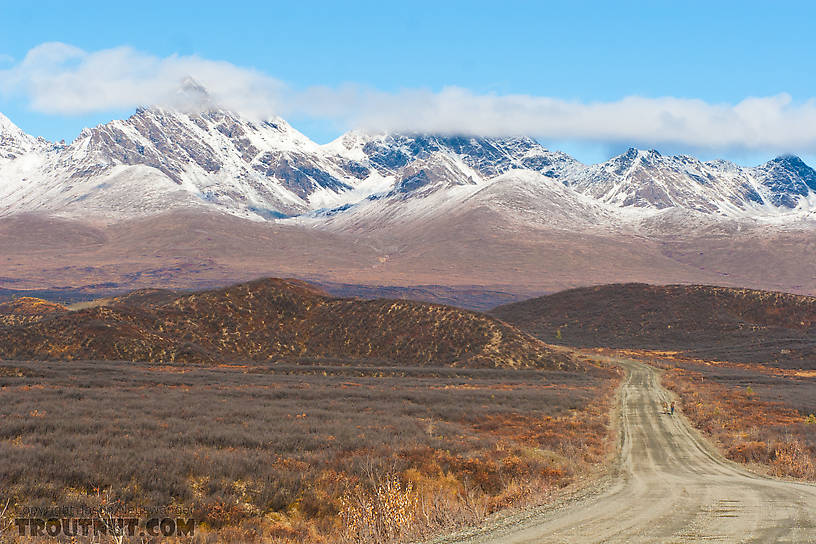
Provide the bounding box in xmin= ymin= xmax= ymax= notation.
xmin=0 ymin=112 xmax=53 ymax=162
xmin=566 ymin=148 xmax=816 ymax=219
xmin=1 ymin=99 xmax=816 ymax=231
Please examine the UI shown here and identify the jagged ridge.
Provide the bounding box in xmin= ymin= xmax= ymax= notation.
xmin=2 ymin=103 xmax=816 ymax=225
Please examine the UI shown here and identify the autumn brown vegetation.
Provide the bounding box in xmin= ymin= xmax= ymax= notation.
xmin=0 ymin=297 xmax=67 ymax=327
xmin=0 ymin=278 xmax=573 ymax=369
xmin=492 ymin=282 xmax=816 ymax=484
xmin=0 ymin=279 xmax=622 ymax=542
xmin=491 ymin=283 xmax=816 ymax=367
xmin=0 ymin=358 xmax=620 ymax=543
xmin=592 ymin=349 xmax=816 ymax=482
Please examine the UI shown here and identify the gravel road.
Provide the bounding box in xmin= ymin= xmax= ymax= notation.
xmin=435 ymin=357 xmax=816 ymax=543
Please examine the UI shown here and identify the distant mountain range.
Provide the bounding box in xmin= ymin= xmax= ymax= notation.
xmin=2 ymin=85 xmax=816 ymax=228
xmin=2 ymin=88 xmax=816 ymax=303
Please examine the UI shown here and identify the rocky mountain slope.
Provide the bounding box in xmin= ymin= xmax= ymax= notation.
xmin=568 ymin=149 xmax=816 ymax=214
xmin=0 ymin=277 xmax=574 ymax=369
xmin=2 ymin=95 xmax=816 ymax=227
xmin=2 ymin=96 xmax=816 ymax=304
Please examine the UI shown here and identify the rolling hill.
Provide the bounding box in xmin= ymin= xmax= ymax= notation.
xmin=0 ymin=277 xmax=575 ymax=369
xmin=490 ymin=283 xmax=816 ymax=367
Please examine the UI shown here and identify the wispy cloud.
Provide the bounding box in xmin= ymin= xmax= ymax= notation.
xmin=0 ymin=43 xmax=285 ymax=118
xmin=2 ymin=42 xmax=816 ymax=154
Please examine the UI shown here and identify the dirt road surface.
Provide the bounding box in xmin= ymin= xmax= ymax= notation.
xmin=435 ymin=357 xmax=816 ymax=543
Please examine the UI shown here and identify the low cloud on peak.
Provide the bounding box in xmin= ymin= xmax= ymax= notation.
xmin=2 ymin=42 xmax=816 ymax=156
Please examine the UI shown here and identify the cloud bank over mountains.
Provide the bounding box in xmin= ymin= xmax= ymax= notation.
xmin=0 ymin=43 xmax=286 ymax=118
xmin=2 ymin=42 xmax=816 ymax=155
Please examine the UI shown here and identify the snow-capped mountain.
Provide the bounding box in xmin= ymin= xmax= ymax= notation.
xmin=0 ymin=106 xmax=386 ymax=219
xmin=565 ymin=148 xmax=816 ymax=217
xmin=753 ymin=155 xmax=816 ymax=208
xmin=0 ymin=112 xmax=51 ymax=161
xmin=0 ymin=108 xmax=584 ymax=222
xmin=1 ymin=99 xmax=816 ymax=229
xmin=302 ymin=145 xmax=816 ymax=233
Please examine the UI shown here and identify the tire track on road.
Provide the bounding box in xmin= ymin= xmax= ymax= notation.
xmin=434 ymin=356 xmax=816 ymax=544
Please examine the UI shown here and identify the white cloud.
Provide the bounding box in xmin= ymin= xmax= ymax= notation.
xmin=2 ymin=42 xmax=816 ymax=154
xmin=316 ymin=89 xmax=816 ymax=154
xmin=0 ymin=43 xmax=285 ymax=118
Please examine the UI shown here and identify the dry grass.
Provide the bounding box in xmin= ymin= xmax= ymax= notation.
xmin=491 ymin=283 xmax=816 ymax=369
xmin=0 ymin=297 xmax=67 ymax=326
xmin=658 ymin=359 xmax=816 ymax=480
xmin=0 ymin=278 xmax=574 ymax=370
xmin=0 ymin=358 xmax=621 ymax=543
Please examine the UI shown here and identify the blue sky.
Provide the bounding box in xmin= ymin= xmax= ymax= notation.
xmin=1 ymin=1 xmax=815 ymax=164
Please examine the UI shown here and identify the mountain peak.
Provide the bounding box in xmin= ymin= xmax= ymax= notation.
xmin=0 ymin=112 xmax=44 ymax=159
xmin=0 ymin=112 xmax=25 ymax=137
xmin=173 ymin=77 xmax=215 ymax=112
xmin=758 ymin=154 xmax=816 ymax=203
xmin=2 ymin=106 xmax=816 ymax=223
xmin=179 ymin=76 xmax=210 ymax=98
xmin=762 ymin=154 xmax=814 ymax=177
xmin=769 ymin=154 xmax=807 ymax=168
